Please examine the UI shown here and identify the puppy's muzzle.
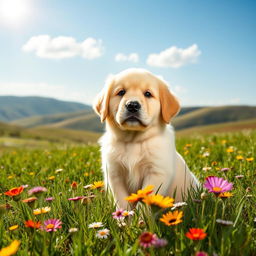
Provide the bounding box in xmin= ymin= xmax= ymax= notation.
xmin=125 ymin=101 xmax=141 ymax=113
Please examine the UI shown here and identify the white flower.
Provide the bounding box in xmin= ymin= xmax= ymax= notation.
xmin=202 ymin=152 xmax=210 ymax=157
xmin=69 ymin=227 xmax=78 ymax=233
xmin=203 ymin=167 xmax=212 ymax=171
xmin=122 ymin=210 xmax=134 ymax=217
xmin=83 ymin=184 xmax=93 ymax=189
xmin=96 ymin=228 xmax=110 ymax=239
xmin=88 ymin=222 xmax=104 ymax=229
xmin=216 ymin=219 xmax=234 ymax=226
xmin=55 ymin=168 xmax=64 ymax=173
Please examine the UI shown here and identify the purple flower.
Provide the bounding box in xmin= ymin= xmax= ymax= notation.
xmin=68 ymin=196 xmax=84 ymax=201
xmin=204 ymin=176 xmax=233 ymax=194
xmin=195 ymin=252 xmax=208 ymax=256
xmin=220 ymin=168 xmax=230 ymax=172
xmin=43 ymin=219 xmax=62 ymax=232
xmin=112 ymin=209 xmax=124 ymax=219
xmin=45 ymin=197 xmax=54 ymax=202
xmin=153 ymin=238 xmax=168 ymax=248
xmin=28 ymin=186 xmax=47 ymax=195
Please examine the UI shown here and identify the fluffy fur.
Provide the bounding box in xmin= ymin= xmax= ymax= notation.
xmin=94 ymin=68 xmax=198 ymax=209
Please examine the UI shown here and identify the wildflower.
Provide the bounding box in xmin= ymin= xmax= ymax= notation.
xmin=96 ymin=228 xmax=110 ymax=239
xmin=33 ymin=206 xmax=51 ymax=215
xmin=226 ymin=147 xmax=234 ymax=153
xmin=81 ymin=195 xmax=96 ymax=204
xmin=68 ymin=196 xmax=84 ymax=201
xmin=43 ymin=219 xmax=62 ymax=232
xmin=125 ymin=185 xmax=154 ymax=203
xmin=202 ymin=167 xmax=211 ymax=171
xmin=4 ymin=187 xmax=24 ymax=197
xmin=171 ymin=202 xmax=187 ymax=210
xmin=235 ymin=175 xmax=244 ymax=179
xmin=220 ymin=168 xmax=230 ymax=172
xmin=143 ymin=194 xmax=174 ymax=208
xmin=55 ymin=168 xmax=63 ymax=173
xmin=236 ymin=155 xmax=244 ymax=160
xmin=160 ymin=210 xmax=183 ymax=226
xmin=28 ymin=186 xmax=47 ymax=195
xmin=218 ymin=192 xmax=233 ymax=198
xmin=122 ymin=210 xmax=134 ymax=217
xmin=185 ymin=228 xmax=207 ymax=240
xmin=88 ymin=222 xmax=104 ymax=229
xmin=246 ymin=157 xmax=254 ymax=162
xmin=139 ymin=232 xmax=158 ymax=248
xmin=216 ymin=219 xmax=234 ymax=226
xmin=112 ymin=209 xmax=125 ymax=219
xmin=71 ymin=181 xmax=78 ymax=189
xmin=204 ymin=176 xmax=233 ymax=194
xmin=211 ymin=161 xmax=218 ymax=166
xmin=48 ymin=176 xmax=55 ymax=180
xmin=9 ymin=225 xmax=19 ymax=231
xmin=45 ymin=197 xmax=54 ymax=202
xmin=91 ymin=181 xmax=104 ymax=189
xmin=69 ymin=227 xmax=78 ymax=233
xmin=153 ymin=238 xmax=168 ymax=248
xmin=24 ymin=220 xmax=41 ymax=229
xmin=22 ymin=197 xmax=37 ymax=203
xmin=83 ymin=184 xmax=93 ymax=189
xmin=202 ymin=152 xmax=210 ymax=157
xmin=0 ymin=240 xmax=20 ymax=256
xmin=195 ymin=252 xmax=208 ymax=256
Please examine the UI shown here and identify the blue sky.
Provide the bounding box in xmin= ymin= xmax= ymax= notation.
xmin=0 ymin=0 xmax=255 ymax=106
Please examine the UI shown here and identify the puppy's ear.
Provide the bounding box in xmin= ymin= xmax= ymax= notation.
xmin=158 ymin=79 xmax=180 ymax=123
xmin=93 ymin=75 xmax=114 ymax=122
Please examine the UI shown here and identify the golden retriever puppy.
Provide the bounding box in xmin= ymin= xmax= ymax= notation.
xmin=94 ymin=68 xmax=198 ymax=209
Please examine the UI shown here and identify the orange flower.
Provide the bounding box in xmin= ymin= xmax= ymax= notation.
xmin=160 ymin=210 xmax=183 ymax=226
xmin=185 ymin=228 xmax=207 ymax=240
xmin=24 ymin=220 xmax=41 ymax=229
xmin=22 ymin=197 xmax=37 ymax=203
xmin=246 ymin=157 xmax=254 ymax=162
xmin=125 ymin=185 xmax=154 ymax=203
xmin=91 ymin=181 xmax=104 ymax=189
xmin=218 ymin=192 xmax=233 ymax=198
xmin=71 ymin=181 xmax=78 ymax=188
xmin=0 ymin=240 xmax=20 ymax=256
xmin=143 ymin=194 xmax=174 ymax=208
xmin=4 ymin=187 xmax=24 ymax=197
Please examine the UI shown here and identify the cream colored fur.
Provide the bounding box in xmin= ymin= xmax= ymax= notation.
xmin=94 ymin=68 xmax=199 ymax=209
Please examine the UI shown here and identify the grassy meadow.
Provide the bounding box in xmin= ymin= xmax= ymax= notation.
xmin=0 ymin=130 xmax=255 ymax=255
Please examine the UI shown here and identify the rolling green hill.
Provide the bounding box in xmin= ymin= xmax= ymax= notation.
xmin=172 ymin=105 xmax=256 ymax=130
xmin=0 ymin=96 xmax=90 ymax=122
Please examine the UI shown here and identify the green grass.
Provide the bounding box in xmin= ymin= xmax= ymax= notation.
xmin=0 ymin=130 xmax=255 ymax=255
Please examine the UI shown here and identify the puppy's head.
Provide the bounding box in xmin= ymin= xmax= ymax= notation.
xmin=94 ymin=69 xmax=180 ymax=131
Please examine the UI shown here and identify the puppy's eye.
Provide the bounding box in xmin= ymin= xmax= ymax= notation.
xmin=144 ymin=91 xmax=152 ymax=98
xmin=117 ymin=89 xmax=126 ymax=96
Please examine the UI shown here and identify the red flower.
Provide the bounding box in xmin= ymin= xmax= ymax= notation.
xmin=24 ymin=220 xmax=41 ymax=229
xmin=185 ymin=228 xmax=207 ymax=240
xmin=4 ymin=187 xmax=24 ymax=197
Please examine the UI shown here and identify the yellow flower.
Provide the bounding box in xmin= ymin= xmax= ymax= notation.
xmin=48 ymin=176 xmax=55 ymax=180
xmin=160 ymin=210 xmax=183 ymax=226
xmin=0 ymin=240 xmax=20 ymax=256
xmin=33 ymin=206 xmax=51 ymax=215
xmin=221 ymin=140 xmax=227 ymax=144
xmin=7 ymin=175 xmax=15 ymax=179
xmin=246 ymin=157 xmax=254 ymax=162
xmin=9 ymin=225 xmax=19 ymax=231
xmin=142 ymin=194 xmax=174 ymax=208
xmin=91 ymin=181 xmax=104 ymax=189
xmin=226 ymin=147 xmax=234 ymax=153
xmin=29 ymin=172 xmax=35 ymax=176
xmin=218 ymin=192 xmax=233 ymax=198
xmin=236 ymin=155 xmax=244 ymax=160
xmin=125 ymin=185 xmax=154 ymax=203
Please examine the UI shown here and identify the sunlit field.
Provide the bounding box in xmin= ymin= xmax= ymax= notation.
xmin=0 ymin=130 xmax=255 ymax=256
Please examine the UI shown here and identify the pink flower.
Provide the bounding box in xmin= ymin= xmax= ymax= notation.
xmin=28 ymin=186 xmax=47 ymax=195
xmin=42 ymin=219 xmax=62 ymax=232
xmin=112 ymin=209 xmax=125 ymax=219
xmin=45 ymin=197 xmax=54 ymax=202
xmin=204 ymin=176 xmax=233 ymax=194
xmin=139 ymin=232 xmax=158 ymax=248
xmin=68 ymin=196 xmax=84 ymax=201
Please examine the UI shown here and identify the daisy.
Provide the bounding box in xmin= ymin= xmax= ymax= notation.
xmin=185 ymin=228 xmax=207 ymax=240
xmin=4 ymin=186 xmax=24 ymax=197
xmin=171 ymin=202 xmax=187 ymax=210
xmin=28 ymin=186 xmax=47 ymax=195
xmin=68 ymin=196 xmax=84 ymax=201
xmin=0 ymin=240 xmax=20 ymax=256
xmin=246 ymin=157 xmax=254 ymax=162
xmin=218 ymin=192 xmax=233 ymax=198
xmin=96 ymin=228 xmax=110 ymax=239
xmin=9 ymin=225 xmax=19 ymax=231
xmin=143 ymin=194 xmax=174 ymax=208
xmin=22 ymin=197 xmax=37 ymax=203
xmin=69 ymin=227 xmax=78 ymax=233
xmin=122 ymin=210 xmax=134 ymax=217
xmin=24 ymin=220 xmax=41 ymax=229
xmin=91 ymin=181 xmax=104 ymax=189
xmin=88 ymin=222 xmax=104 ymax=229
xmin=160 ymin=210 xmax=183 ymax=226
xmin=204 ymin=176 xmax=233 ymax=194
xmin=33 ymin=206 xmax=51 ymax=215
xmin=125 ymin=185 xmax=154 ymax=203
xmin=139 ymin=232 xmax=158 ymax=248
xmin=45 ymin=197 xmax=54 ymax=202
xmin=220 ymin=168 xmax=230 ymax=172
xmin=43 ymin=219 xmax=62 ymax=232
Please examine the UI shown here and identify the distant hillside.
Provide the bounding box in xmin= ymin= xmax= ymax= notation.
xmin=172 ymin=106 xmax=256 ymax=130
xmin=0 ymin=96 xmax=91 ymax=122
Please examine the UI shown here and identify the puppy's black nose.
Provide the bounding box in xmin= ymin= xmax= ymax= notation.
xmin=126 ymin=101 xmax=141 ymax=113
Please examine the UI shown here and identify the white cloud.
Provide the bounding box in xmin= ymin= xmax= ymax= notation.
xmin=22 ymin=35 xmax=104 ymax=60
xmin=0 ymin=82 xmax=94 ymax=104
xmin=146 ymin=44 xmax=201 ymax=68
xmin=115 ymin=53 xmax=139 ymax=63
xmin=229 ymin=98 xmax=241 ymax=104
